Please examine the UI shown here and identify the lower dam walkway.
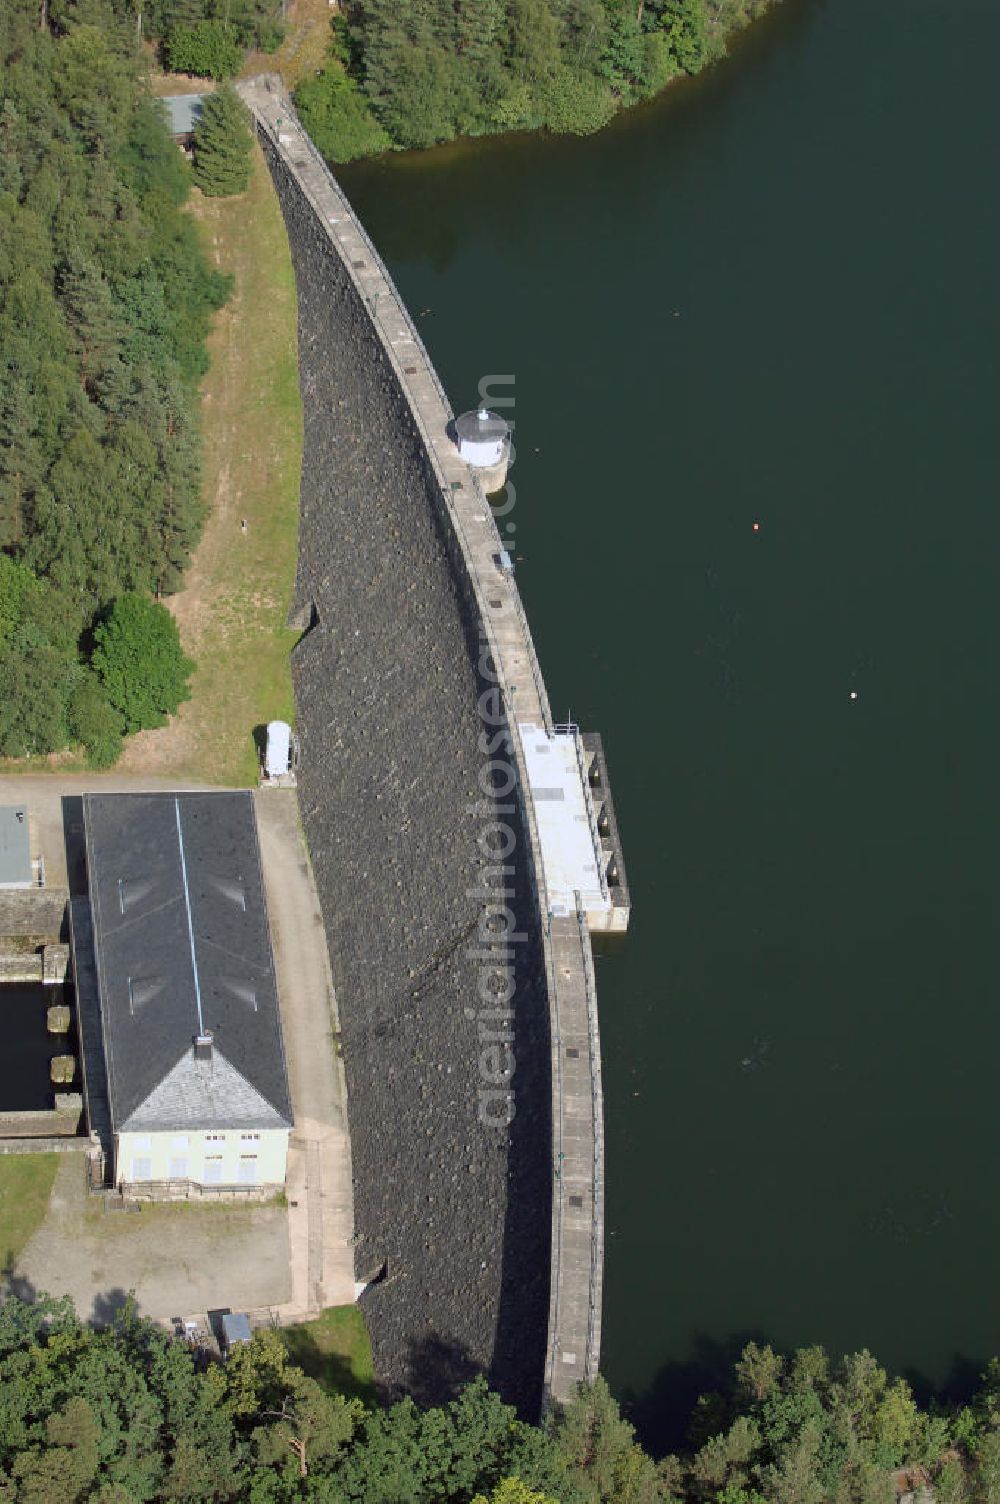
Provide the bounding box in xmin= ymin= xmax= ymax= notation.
xmin=238 ymin=75 xmax=627 ymax=1408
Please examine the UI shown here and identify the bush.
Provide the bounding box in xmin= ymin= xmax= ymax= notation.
xmin=255 ymin=19 xmax=285 ymax=54
xmin=91 ymin=593 xmax=194 ymax=733
xmin=165 ymin=20 xmax=243 ymax=81
xmin=294 ymin=66 xmax=390 ymax=164
xmin=67 ymin=674 xmax=123 ymax=769
xmin=662 ymin=0 xmax=712 ymax=74
xmin=639 ymin=32 xmax=680 ymax=97
xmin=192 ymin=83 xmax=254 ymax=197
xmin=538 ymin=68 xmax=616 ymax=135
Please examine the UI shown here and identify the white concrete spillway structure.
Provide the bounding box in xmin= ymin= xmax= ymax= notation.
xmin=237 ymin=76 xmax=630 ymax=1409
xmin=521 ymin=724 xmax=628 ymax=933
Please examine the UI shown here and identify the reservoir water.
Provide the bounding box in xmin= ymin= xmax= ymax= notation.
xmin=0 ymin=985 xmax=59 ymax=1111
xmin=339 ymin=0 xmax=1000 ymax=1448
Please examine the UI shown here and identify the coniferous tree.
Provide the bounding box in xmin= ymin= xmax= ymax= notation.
xmin=0 ymin=0 xmax=229 ymax=763
xmin=192 ymin=83 xmax=253 ymax=196
xmin=60 ymin=257 xmax=128 ymax=408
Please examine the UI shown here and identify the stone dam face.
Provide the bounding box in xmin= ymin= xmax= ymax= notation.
xmin=262 ymin=136 xmax=552 ymax=1416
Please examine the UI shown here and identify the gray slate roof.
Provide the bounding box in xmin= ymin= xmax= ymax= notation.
xmin=84 ymin=793 xmax=292 ymax=1134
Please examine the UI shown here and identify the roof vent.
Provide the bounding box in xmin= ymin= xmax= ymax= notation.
xmin=128 ymin=976 xmax=164 ymax=1015
xmin=118 ymin=875 xmax=154 ymax=916
xmin=194 ymin=1031 xmax=214 ymax=1061
xmin=221 ymin=979 xmax=258 ymax=1011
xmin=210 ymin=875 xmax=247 ymax=911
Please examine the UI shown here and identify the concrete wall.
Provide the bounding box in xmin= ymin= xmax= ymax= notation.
xmin=0 ymin=889 xmax=67 ymax=940
xmin=252 ymin=110 xmax=553 ymax=1417
xmin=0 ymin=1096 xmax=82 ymax=1138
xmin=0 ymin=1136 xmax=87 ymax=1155
xmin=0 ymin=944 xmax=69 ymax=984
xmin=117 ymin=1128 xmax=288 ymax=1189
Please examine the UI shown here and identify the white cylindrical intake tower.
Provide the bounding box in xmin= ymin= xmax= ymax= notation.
xmin=454 ymin=406 xmax=511 ymax=495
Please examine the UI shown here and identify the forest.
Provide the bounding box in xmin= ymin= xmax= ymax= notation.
xmin=293 ymin=0 xmax=780 ymax=161
xmin=120 ymin=0 xmax=779 ymax=161
xmin=0 ymin=0 xmax=229 ymax=765
xmin=4 ymin=1294 xmax=1000 ymax=1503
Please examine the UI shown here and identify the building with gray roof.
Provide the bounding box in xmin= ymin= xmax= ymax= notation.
xmin=160 ymin=93 xmax=206 ymax=145
xmin=0 ymin=806 xmax=32 ymax=889
xmin=83 ymin=792 xmax=292 ymax=1193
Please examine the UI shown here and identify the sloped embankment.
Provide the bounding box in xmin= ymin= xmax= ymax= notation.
xmin=262 ymin=135 xmax=551 ymax=1416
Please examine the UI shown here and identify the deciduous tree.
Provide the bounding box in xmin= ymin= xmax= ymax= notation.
xmin=166 ymin=20 xmax=243 ymax=79
xmin=91 ymin=592 xmax=193 ymax=732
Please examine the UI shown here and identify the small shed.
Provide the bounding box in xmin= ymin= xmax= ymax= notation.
xmin=221 ymin=1312 xmax=252 ymax=1356
xmin=0 ymin=807 xmax=32 ymax=890
xmin=160 ymin=94 xmax=206 ymax=148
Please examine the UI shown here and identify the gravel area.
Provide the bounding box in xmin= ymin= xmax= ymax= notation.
xmin=264 ymin=137 xmax=551 ymax=1417
xmin=18 ymin=1156 xmax=291 ymax=1322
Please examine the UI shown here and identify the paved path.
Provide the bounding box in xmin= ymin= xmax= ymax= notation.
xmin=545 ymin=911 xmax=604 ymax=1399
xmin=253 ymin=790 xmax=355 ymax=1317
xmin=0 ymin=775 xmax=219 ymax=891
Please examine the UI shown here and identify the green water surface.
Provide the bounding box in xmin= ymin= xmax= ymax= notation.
xmin=339 ymin=0 xmax=1000 ymax=1447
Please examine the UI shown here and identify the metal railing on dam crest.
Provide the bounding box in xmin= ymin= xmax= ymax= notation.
xmin=238 ymin=75 xmax=612 ymax=1409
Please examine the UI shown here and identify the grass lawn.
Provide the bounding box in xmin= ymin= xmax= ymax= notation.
xmin=281 ymin=1306 xmax=378 ymax=1406
xmin=0 ymin=1155 xmax=58 ymax=1273
xmin=117 ymin=140 xmax=303 ymax=787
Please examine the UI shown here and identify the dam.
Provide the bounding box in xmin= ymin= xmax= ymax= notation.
xmin=238 ymin=76 xmax=629 ymax=1412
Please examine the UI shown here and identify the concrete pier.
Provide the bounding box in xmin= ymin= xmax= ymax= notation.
xmin=238 ymin=77 xmax=626 ymax=1410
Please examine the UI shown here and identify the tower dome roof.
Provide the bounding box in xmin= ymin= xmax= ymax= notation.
xmin=455 ymin=406 xmax=509 ymax=445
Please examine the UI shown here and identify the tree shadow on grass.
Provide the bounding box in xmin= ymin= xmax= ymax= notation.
xmin=1 ymin=1261 xmax=39 ymax=1305
xmin=282 ymin=1317 xmax=381 ymax=1408
xmin=1 ymin=1264 xmax=129 ymax=1335
xmin=91 ymin=1286 xmax=132 ymax=1327
xmin=251 ymin=723 xmax=267 ymax=772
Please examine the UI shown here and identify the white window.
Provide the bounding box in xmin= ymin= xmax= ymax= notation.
xmin=203 ymin=1157 xmax=224 ymax=1184
xmin=240 ymin=1132 xmax=260 ymax=1142
xmin=133 ymin=1135 xmax=152 ymax=1152
xmin=131 ymin=1158 xmax=152 ymax=1181
xmin=169 ymin=1157 xmax=188 ymax=1180
xmin=171 ymin=1135 xmax=189 ymax=1152
xmin=238 ymin=1156 xmax=257 ymax=1184
xmin=205 ymin=1133 xmax=226 ymax=1142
